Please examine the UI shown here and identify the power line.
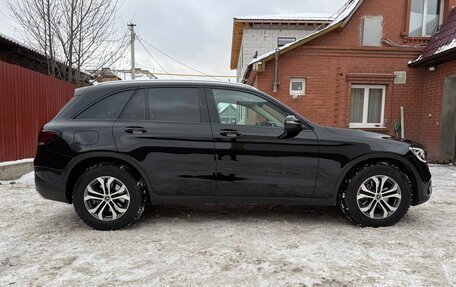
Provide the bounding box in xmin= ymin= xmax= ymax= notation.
xmin=138 ymin=36 xmax=221 ymax=81
xmin=137 ymin=38 xmax=174 ymax=79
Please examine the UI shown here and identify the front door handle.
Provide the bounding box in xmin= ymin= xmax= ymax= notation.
xmin=219 ymin=129 xmax=241 ymax=138
xmin=125 ymin=126 xmax=147 ymax=134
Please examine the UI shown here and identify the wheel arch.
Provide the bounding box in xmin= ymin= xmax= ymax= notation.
xmin=334 ymin=153 xmax=421 ymax=205
xmin=64 ymin=152 xmax=152 ymax=203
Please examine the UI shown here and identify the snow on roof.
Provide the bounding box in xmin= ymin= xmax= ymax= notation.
xmin=246 ymin=0 xmax=363 ymax=68
xmin=329 ymin=0 xmax=363 ymax=26
xmin=235 ymin=13 xmax=335 ymax=22
xmin=411 ymin=8 xmax=456 ymax=66
xmin=435 ymin=38 xmax=456 ymax=54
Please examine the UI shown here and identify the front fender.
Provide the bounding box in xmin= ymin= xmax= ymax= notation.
xmin=323 ymin=152 xmax=427 ymax=205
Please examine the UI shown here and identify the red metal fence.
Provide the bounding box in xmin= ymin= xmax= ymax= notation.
xmin=0 ymin=60 xmax=76 ymax=162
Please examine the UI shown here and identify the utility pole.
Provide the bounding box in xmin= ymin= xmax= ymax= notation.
xmin=127 ymin=23 xmax=136 ymax=80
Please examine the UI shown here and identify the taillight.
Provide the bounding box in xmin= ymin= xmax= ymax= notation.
xmin=38 ymin=130 xmax=59 ymax=146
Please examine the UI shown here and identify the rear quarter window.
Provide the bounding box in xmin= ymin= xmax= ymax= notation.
xmin=122 ymin=89 xmax=146 ymax=120
xmin=76 ymin=90 xmax=134 ymax=120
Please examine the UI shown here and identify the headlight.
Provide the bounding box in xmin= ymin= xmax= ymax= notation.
xmin=409 ymin=147 xmax=427 ymax=163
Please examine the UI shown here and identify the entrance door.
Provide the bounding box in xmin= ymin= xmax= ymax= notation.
xmin=440 ymin=77 xmax=456 ymax=163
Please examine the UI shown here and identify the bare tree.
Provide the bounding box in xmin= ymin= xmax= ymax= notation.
xmin=5 ymin=0 xmax=128 ymax=85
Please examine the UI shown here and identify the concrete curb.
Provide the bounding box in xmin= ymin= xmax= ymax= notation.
xmin=0 ymin=159 xmax=34 ymax=180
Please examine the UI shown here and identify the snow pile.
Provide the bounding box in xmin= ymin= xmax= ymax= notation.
xmin=0 ymin=165 xmax=454 ymax=286
xmin=0 ymin=158 xmax=33 ymax=167
xmin=16 ymin=171 xmax=35 ymax=185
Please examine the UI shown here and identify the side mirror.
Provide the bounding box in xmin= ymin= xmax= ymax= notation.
xmin=279 ymin=115 xmax=302 ymax=139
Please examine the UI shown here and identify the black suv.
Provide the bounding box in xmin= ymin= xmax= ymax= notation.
xmin=35 ymin=80 xmax=432 ymax=230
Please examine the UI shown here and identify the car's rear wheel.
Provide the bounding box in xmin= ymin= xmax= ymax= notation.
xmin=339 ymin=162 xmax=412 ymax=227
xmin=73 ymin=164 xmax=145 ymax=230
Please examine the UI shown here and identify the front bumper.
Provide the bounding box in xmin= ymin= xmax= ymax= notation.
xmin=412 ymin=178 xmax=432 ymax=206
xmin=407 ymin=153 xmax=432 ymax=206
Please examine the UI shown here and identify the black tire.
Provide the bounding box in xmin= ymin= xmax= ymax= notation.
xmin=338 ymin=162 xmax=412 ymax=227
xmin=73 ymin=163 xmax=146 ymax=230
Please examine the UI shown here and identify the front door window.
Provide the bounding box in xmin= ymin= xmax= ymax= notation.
xmin=212 ymin=89 xmax=287 ymax=128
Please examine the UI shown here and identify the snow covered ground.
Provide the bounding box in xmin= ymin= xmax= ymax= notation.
xmin=0 ymin=165 xmax=455 ymax=286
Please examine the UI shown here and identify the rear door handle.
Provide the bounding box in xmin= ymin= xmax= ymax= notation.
xmin=219 ymin=129 xmax=241 ymax=138
xmin=125 ymin=126 xmax=147 ymax=134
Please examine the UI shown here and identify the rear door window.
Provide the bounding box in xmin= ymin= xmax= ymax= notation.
xmin=76 ymin=90 xmax=134 ymax=120
xmin=148 ymin=88 xmax=200 ymax=122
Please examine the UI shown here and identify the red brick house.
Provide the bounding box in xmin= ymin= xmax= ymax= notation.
xmin=232 ymin=0 xmax=456 ymax=162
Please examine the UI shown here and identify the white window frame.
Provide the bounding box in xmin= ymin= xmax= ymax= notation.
xmin=278 ymin=37 xmax=296 ymax=48
xmin=349 ymin=85 xmax=386 ymax=129
xmin=290 ymin=78 xmax=306 ymax=96
xmin=410 ymin=0 xmax=444 ymax=37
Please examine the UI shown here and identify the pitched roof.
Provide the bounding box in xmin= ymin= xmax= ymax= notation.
xmin=0 ymin=33 xmax=93 ymax=84
xmin=243 ymin=0 xmax=364 ymax=81
xmin=410 ymin=7 xmax=456 ymax=67
xmin=230 ymin=13 xmax=334 ymax=70
xmin=0 ymin=32 xmax=44 ymax=56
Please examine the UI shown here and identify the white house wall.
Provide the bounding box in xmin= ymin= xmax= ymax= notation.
xmin=237 ymin=26 xmax=317 ymax=81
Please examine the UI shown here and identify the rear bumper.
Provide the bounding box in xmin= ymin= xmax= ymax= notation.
xmin=34 ymin=145 xmax=73 ymax=203
xmin=35 ymin=166 xmax=69 ymax=203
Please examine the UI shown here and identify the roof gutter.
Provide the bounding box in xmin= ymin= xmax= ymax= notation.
xmin=409 ymin=47 xmax=456 ymax=67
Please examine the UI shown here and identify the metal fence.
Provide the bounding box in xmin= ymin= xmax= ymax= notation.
xmin=0 ymin=60 xmax=76 ymax=162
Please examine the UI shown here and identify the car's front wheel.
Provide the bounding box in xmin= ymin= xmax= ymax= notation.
xmin=339 ymin=162 xmax=412 ymax=227
xmin=73 ymin=164 xmax=146 ymax=230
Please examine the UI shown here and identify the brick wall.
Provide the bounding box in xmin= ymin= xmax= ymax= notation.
xmin=256 ymin=47 xmax=424 ymax=137
xmin=445 ymin=0 xmax=456 ymax=19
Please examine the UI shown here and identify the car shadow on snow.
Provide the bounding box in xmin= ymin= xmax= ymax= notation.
xmin=139 ymin=204 xmax=350 ymax=225
xmin=43 ymin=203 xmax=432 ymax=231
xmin=38 ymin=204 xmax=352 ymax=232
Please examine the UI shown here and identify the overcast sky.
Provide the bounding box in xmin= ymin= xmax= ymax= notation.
xmin=0 ymin=0 xmax=346 ymax=81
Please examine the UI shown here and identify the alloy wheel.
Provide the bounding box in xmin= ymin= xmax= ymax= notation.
xmin=356 ymin=175 xmax=402 ymax=220
xmin=83 ymin=176 xmax=131 ymax=221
